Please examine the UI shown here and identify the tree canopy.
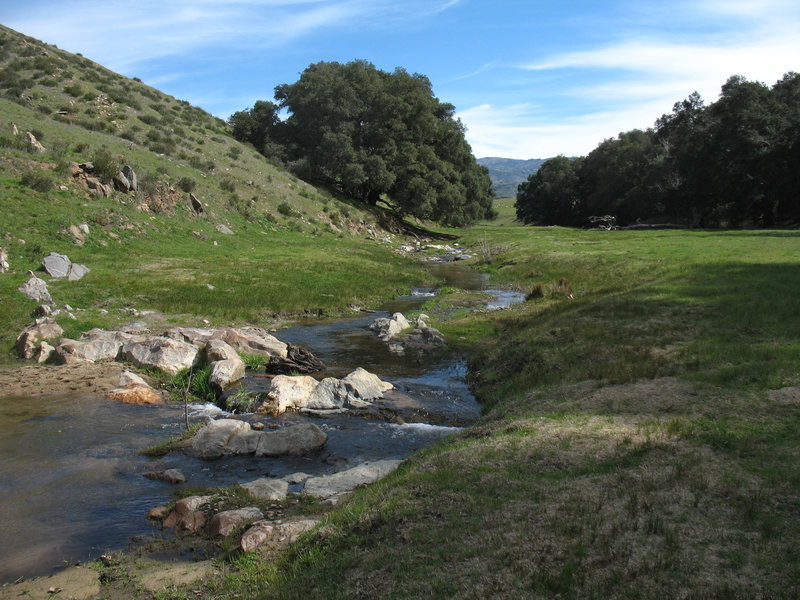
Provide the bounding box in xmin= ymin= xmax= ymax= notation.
xmin=516 ymin=72 xmax=800 ymax=228
xmin=229 ymin=60 xmax=495 ymax=226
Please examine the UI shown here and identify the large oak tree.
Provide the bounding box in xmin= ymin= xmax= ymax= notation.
xmin=230 ymin=60 xmax=495 ymax=226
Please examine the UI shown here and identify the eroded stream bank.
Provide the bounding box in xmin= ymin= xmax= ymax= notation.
xmin=0 ymin=262 xmax=523 ymax=584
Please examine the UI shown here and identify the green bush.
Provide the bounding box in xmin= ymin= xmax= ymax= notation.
xmin=178 ymin=176 xmax=196 ymax=193
xmin=20 ymin=170 xmax=54 ymax=193
xmin=91 ymin=148 xmax=120 ymax=182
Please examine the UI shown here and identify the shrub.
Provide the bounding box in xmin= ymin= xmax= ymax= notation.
xmin=178 ymin=176 xmax=196 ymax=193
xmin=91 ymin=148 xmax=120 ymax=182
xmin=227 ymin=146 xmax=242 ymax=160
xmin=20 ymin=170 xmax=54 ymax=193
xmin=63 ymin=83 xmax=83 ymax=97
xmin=219 ymin=175 xmax=236 ymax=192
xmin=277 ymin=202 xmax=299 ymax=218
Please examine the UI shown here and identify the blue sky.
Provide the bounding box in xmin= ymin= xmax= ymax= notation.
xmin=3 ymin=0 xmax=799 ymax=158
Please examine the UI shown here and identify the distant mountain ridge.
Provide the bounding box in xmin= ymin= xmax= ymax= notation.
xmin=477 ymin=157 xmax=548 ymax=199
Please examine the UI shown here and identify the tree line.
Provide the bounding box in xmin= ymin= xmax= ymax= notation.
xmin=229 ymin=60 xmax=496 ymax=227
xmin=516 ymin=73 xmax=800 ymax=228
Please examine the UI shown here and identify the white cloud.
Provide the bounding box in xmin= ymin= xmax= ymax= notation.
xmin=459 ymin=102 xmax=671 ymax=160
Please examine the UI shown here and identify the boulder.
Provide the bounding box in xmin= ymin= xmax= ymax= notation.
xmin=212 ymin=327 xmax=288 ymax=359
xmin=254 ymin=422 xmax=328 ymax=457
xmin=36 ymin=341 xmax=55 ymax=363
xmin=119 ymin=336 xmax=200 ymax=375
xmin=189 ymin=193 xmax=205 ymax=216
xmin=55 ymin=338 xmax=123 ymax=364
xmin=208 ymin=507 xmax=264 ymax=537
xmin=162 ymin=495 xmax=212 ymax=532
xmin=240 ymin=521 xmax=274 ymax=552
xmin=191 ymin=419 xmax=251 ymax=459
xmin=369 ymin=312 xmax=411 ymax=341
xmin=303 ymin=460 xmax=402 ymax=499
xmin=0 ymin=247 xmax=8 ymax=272
xmin=266 ymin=375 xmax=318 ymax=413
xmin=26 ymin=131 xmax=46 ymax=153
xmin=144 ymin=469 xmax=186 ymax=484
xmin=163 ymin=327 xmax=215 ymax=345
xmin=113 ymin=170 xmax=131 ymax=192
xmin=216 ymin=223 xmax=234 ymax=235
xmin=305 ymin=377 xmax=350 ymax=410
xmin=67 ymin=262 xmax=90 ymax=281
xmin=342 ymin=367 xmax=394 ymax=400
xmin=18 ymin=272 xmax=53 ymax=304
xmin=42 ymin=252 xmax=71 ymax=278
xmin=122 ymin=165 xmax=137 ymax=192
xmin=16 ymin=318 xmax=63 ymax=359
xmin=206 ymin=339 xmax=245 ymax=391
xmin=241 ymin=478 xmax=289 ymax=502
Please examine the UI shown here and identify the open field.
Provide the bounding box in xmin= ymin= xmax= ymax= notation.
xmin=192 ymin=216 xmax=800 ymax=599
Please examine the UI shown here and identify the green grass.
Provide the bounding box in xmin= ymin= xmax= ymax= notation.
xmin=191 ymin=222 xmax=800 ymax=600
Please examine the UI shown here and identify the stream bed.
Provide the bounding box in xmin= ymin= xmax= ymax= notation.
xmin=0 ymin=263 xmax=524 ymax=583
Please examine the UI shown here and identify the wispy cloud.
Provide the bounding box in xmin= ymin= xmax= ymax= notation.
xmin=462 ymin=0 xmax=800 ymax=158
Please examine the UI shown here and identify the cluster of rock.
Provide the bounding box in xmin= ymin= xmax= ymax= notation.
xmin=264 ymin=367 xmax=394 ymax=415
xmin=42 ymin=251 xmax=90 ymax=281
xmin=149 ymin=457 xmax=401 ymax=551
xmin=15 ymin=321 xmax=288 ymax=391
xmin=68 ymin=161 xmax=138 ymax=198
xmin=369 ymin=312 xmax=445 ymax=352
xmin=152 ymin=495 xmax=320 ymax=553
xmin=395 ymin=241 xmax=472 ymax=262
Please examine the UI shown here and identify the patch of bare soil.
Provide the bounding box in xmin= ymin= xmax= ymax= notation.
xmin=0 ymin=361 xmax=131 ymax=398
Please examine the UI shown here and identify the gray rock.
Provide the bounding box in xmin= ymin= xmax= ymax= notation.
xmin=113 ymin=171 xmax=131 ymax=192
xmin=369 ymin=312 xmax=411 ymax=341
xmin=54 ymin=337 xmax=123 ymax=364
xmin=122 ymin=165 xmax=137 ymax=192
xmin=191 ymin=419 xmax=252 ymax=459
xmin=67 ymin=262 xmax=90 ymax=281
xmin=303 ymin=460 xmax=402 ymax=499
xmin=119 ymin=336 xmax=200 ymax=375
xmin=0 ymin=248 xmax=8 ymax=273
xmin=216 ymin=224 xmax=234 ymax=235
xmin=16 ymin=318 xmax=64 ymax=359
xmin=254 ymin=423 xmax=328 ymax=457
xmin=209 ymin=507 xmax=264 ymax=537
xmin=241 ymin=478 xmax=289 ymax=502
xmin=212 ymin=327 xmax=288 ymax=358
xmin=42 ymin=252 xmax=71 ymax=278
xmin=189 ymin=193 xmax=205 ymax=216
xmin=342 ymin=367 xmax=394 ymax=400
xmin=78 ymin=223 xmax=90 ymax=235
xmin=18 ymin=273 xmax=53 ymax=304
xmin=306 ymin=377 xmax=349 ymax=410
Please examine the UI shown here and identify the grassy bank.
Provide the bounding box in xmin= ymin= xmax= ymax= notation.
xmin=199 ymin=213 xmax=800 ymax=598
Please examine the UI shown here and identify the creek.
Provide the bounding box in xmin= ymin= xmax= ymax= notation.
xmin=0 ymin=262 xmax=524 ymax=583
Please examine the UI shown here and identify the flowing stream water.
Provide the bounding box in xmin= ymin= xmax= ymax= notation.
xmin=0 ymin=262 xmax=524 ymax=583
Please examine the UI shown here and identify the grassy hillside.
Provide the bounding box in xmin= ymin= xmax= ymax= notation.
xmin=0 ymin=25 xmax=426 ymax=359
xmin=477 ymin=156 xmax=547 ymax=199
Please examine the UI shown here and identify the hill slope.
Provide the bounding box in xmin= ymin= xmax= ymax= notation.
xmin=477 ymin=156 xmax=547 ymax=198
xmin=0 ymin=25 xmax=427 ymax=358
